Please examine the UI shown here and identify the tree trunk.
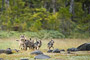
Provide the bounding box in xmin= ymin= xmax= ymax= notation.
xmin=69 ymin=0 xmax=74 ymax=14
xmin=44 ymin=2 xmax=48 ymax=11
xmin=13 ymin=0 xmax=16 ymax=6
xmin=82 ymin=3 xmax=87 ymax=16
xmin=44 ymin=2 xmax=47 ymax=8
xmin=88 ymin=4 xmax=90 ymax=14
xmin=43 ymin=1 xmax=50 ymax=12
xmin=5 ymin=0 xmax=9 ymax=9
xmin=82 ymin=3 xmax=85 ymax=11
xmin=52 ymin=0 xmax=56 ymax=14
xmin=1 ymin=0 xmax=4 ymax=11
xmin=65 ymin=0 xmax=68 ymax=7
xmin=69 ymin=0 xmax=74 ymax=21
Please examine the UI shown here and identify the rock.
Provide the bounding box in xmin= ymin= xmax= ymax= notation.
xmin=47 ymin=50 xmax=53 ymax=53
xmin=52 ymin=48 xmax=60 ymax=53
xmin=0 ymin=48 xmax=19 ymax=54
xmin=60 ymin=49 xmax=65 ymax=52
xmin=34 ymin=54 xmax=51 ymax=59
xmin=0 ymin=58 xmax=3 ymax=60
xmin=20 ymin=59 xmax=29 ymax=60
xmin=5 ymin=48 xmax=12 ymax=54
xmin=30 ymin=50 xmax=43 ymax=55
xmin=0 ymin=49 xmax=5 ymax=54
xmin=67 ymin=48 xmax=78 ymax=52
xmin=77 ymin=43 xmax=90 ymax=51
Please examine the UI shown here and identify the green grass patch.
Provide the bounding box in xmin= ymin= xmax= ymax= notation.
xmin=0 ymin=38 xmax=90 ymax=60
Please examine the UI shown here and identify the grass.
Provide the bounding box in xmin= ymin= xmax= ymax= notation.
xmin=0 ymin=38 xmax=90 ymax=60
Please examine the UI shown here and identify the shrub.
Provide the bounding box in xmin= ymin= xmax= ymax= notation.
xmin=0 ymin=30 xmax=65 ymax=39
xmin=35 ymin=30 xmax=65 ymax=39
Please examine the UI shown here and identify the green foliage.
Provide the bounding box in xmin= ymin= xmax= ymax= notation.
xmin=69 ymin=32 xmax=90 ymax=39
xmin=36 ymin=30 xmax=65 ymax=39
xmin=0 ymin=31 xmax=20 ymax=38
xmin=77 ymin=15 xmax=90 ymax=32
xmin=23 ymin=30 xmax=65 ymax=39
xmin=0 ymin=0 xmax=90 ymax=38
xmin=0 ymin=30 xmax=65 ymax=39
xmin=58 ymin=7 xmax=75 ymax=36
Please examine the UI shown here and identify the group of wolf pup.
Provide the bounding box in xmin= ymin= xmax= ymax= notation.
xmin=16 ymin=35 xmax=54 ymax=50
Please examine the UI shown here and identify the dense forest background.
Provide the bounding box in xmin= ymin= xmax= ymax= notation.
xmin=0 ymin=0 xmax=90 ymax=39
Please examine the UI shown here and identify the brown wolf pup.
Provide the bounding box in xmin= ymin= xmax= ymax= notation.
xmin=16 ymin=34 xmax=27 ymax=50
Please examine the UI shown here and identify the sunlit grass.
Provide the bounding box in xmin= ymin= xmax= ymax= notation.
xmin=0 ymin=38 xmax=90 ymax=60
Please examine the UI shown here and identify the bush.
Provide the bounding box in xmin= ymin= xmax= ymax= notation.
xmin=0 ymin=31 xmax=21 ymax=38
xmin=68 ymin=32 xmax=90 ymax=39
xmin=0 ymin=31 xmax=9 ymax=38
xmin=35 ymin=30 xmax=65 ymax=39
xmin=0 ymin=30 xmax=65 ymax=39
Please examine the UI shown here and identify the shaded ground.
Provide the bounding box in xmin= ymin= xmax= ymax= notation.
xmin=0 ymin=38 xmax=90 ymax=60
